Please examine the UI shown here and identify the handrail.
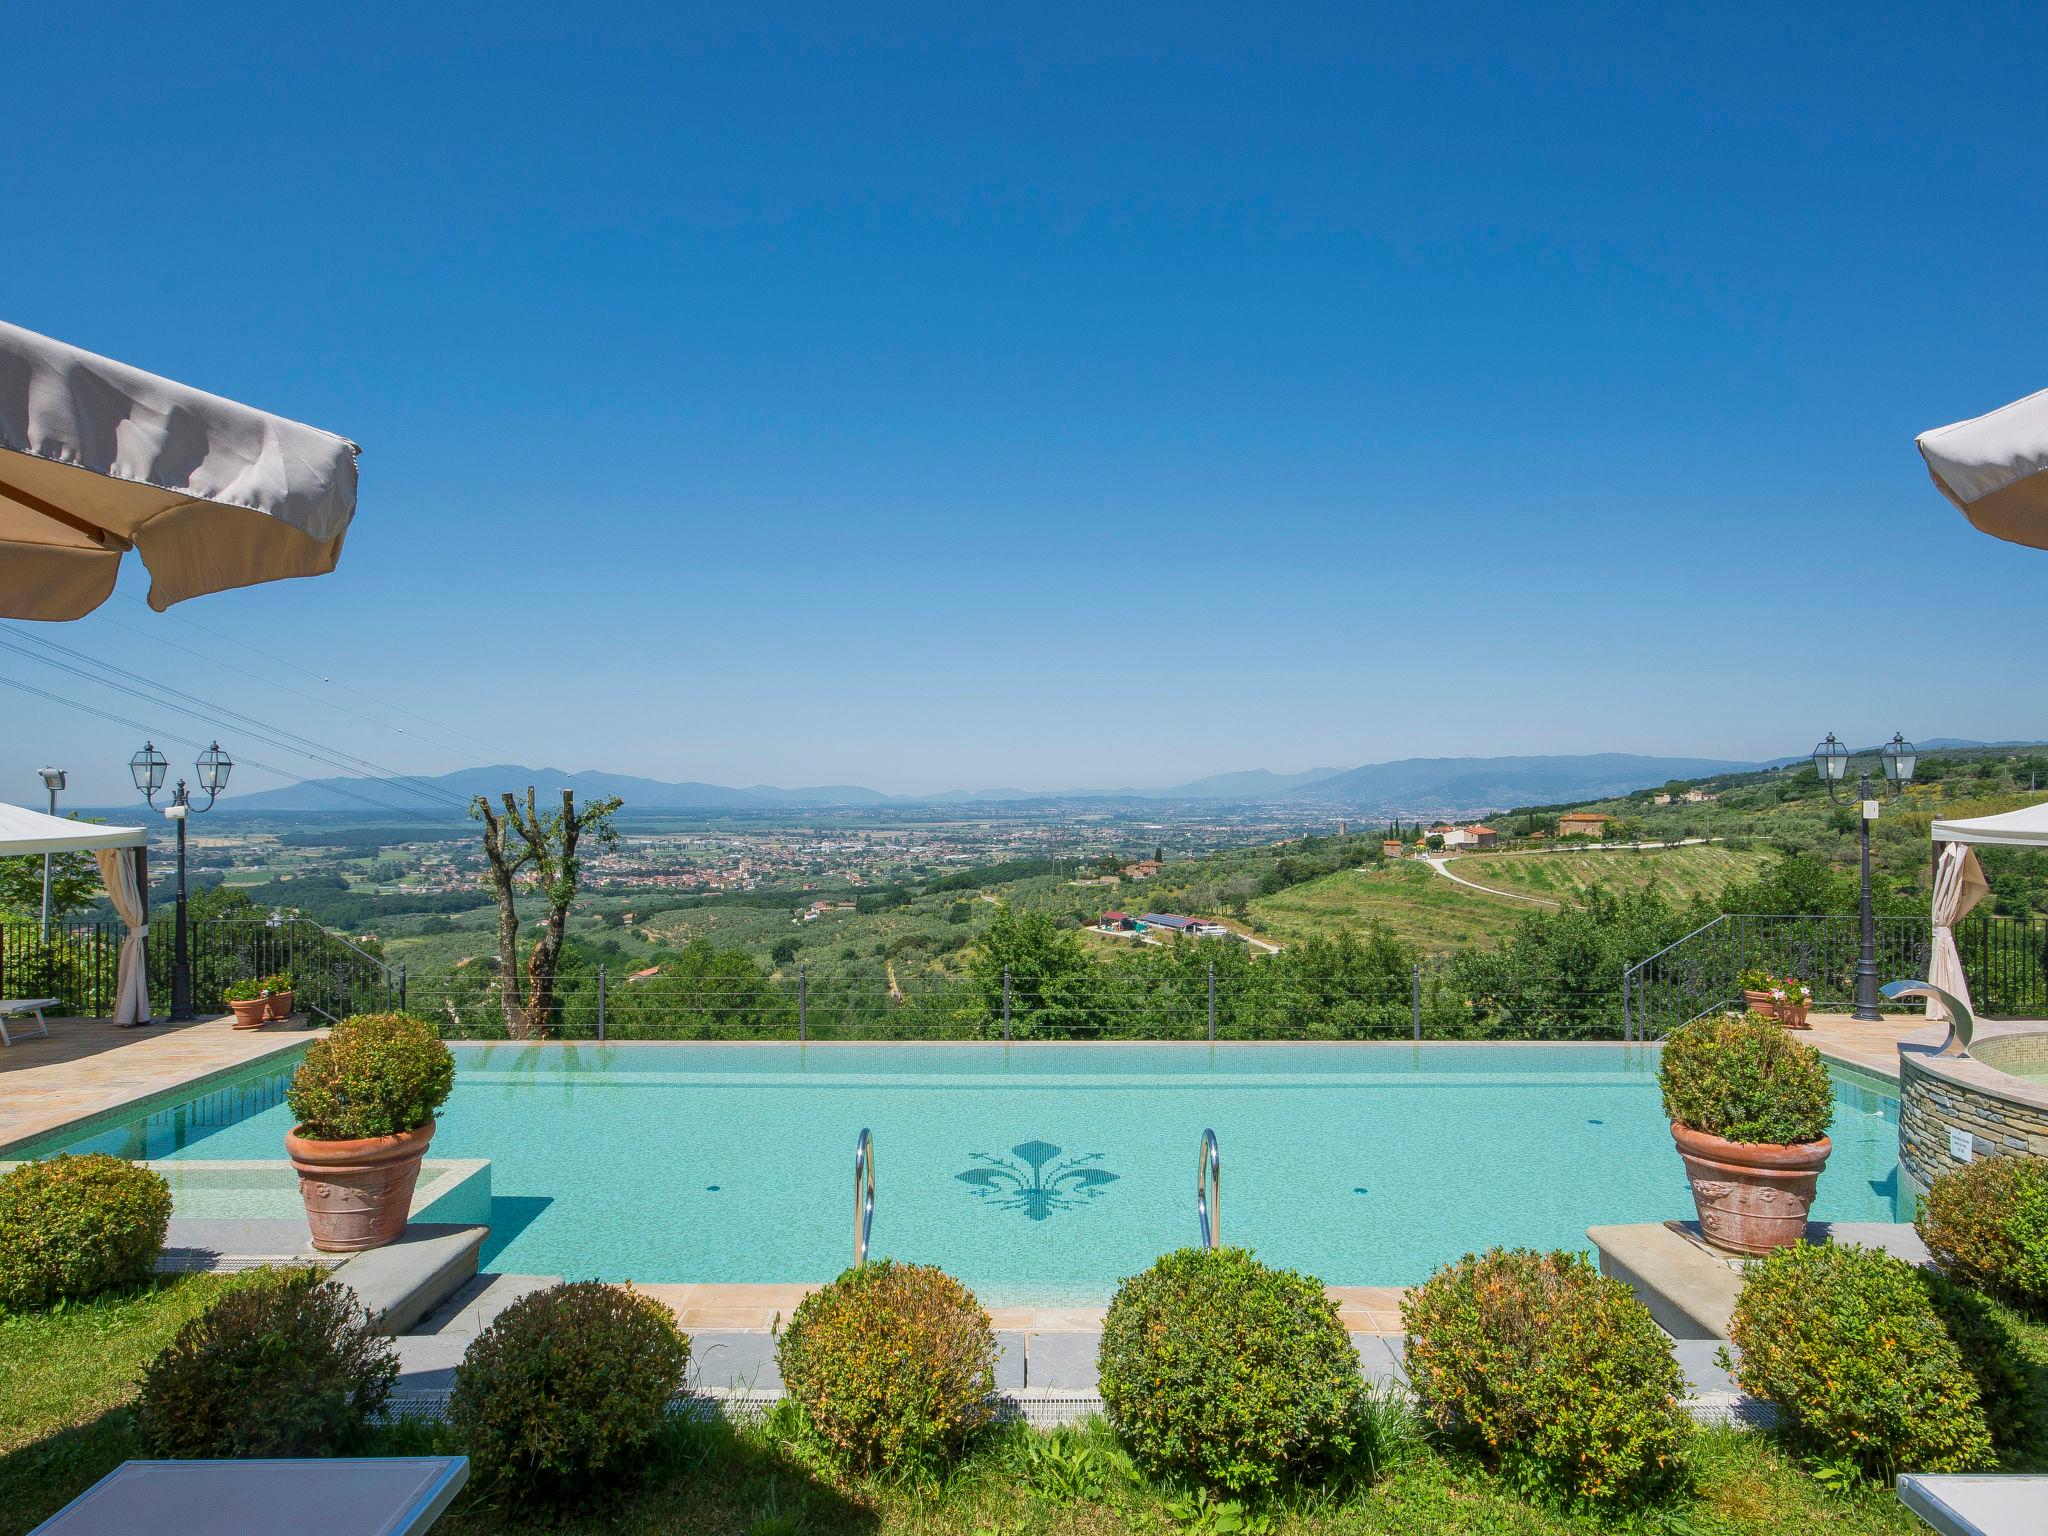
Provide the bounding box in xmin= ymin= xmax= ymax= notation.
xmin=1196 ymin=1128 xmax=1220 ymax=1249
xmin=853 ymin=1127 xmax=875 ymax=1265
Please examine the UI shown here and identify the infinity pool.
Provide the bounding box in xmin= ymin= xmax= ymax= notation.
xmin=34 ymin=1042 xmax=1903 ymax=1302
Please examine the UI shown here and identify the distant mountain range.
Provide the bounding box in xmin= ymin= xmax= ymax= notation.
xmin=223 ymin=751 xmax=1795 ymax=818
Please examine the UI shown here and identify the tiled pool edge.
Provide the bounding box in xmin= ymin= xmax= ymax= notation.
xmin=0 ymin=1027 xmax=316 ymax=1158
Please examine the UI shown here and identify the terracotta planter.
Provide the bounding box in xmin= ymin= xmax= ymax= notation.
xmin=1741 ymin=989 xmax=1777 ymax=1015
xmin=285 ymin=1119 xmax=435 ymax=1252
xmin=264 ymin=989 xmax=295 ymax=1022
xmin=1778 ymin=1001 xmax=1810 ymax=1030
xmin=228 ymin=997 xmax=269 ymax=1029
xmin=1672 ymin=1122 xmax=1830 ymax=1255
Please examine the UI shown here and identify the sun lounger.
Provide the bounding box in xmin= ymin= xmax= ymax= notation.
xmin=1897 ymin=1473 xmax=2048 ymax=1536
xmin=27 ymin=1457 xmax=468 ymax=1536
xmin=0 ymin=998 xmax=57 ymax=1046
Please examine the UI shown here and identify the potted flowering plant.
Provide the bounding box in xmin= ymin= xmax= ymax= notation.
xmin=1736 ymin=967 xmax=1778 ymax=1014
xmin=260 ymin=971 xmax=295 ymax=1022
xmin=1661 ymin=1012 xmax=1834 ymax=1253
xmin=284 ymin=1012 xmax=455 ymax=1251
xmin=223 ymin=977 xmax=269 ymax=1030
xmin=1773 ymin=975 xmax=1813 ymax=1029
xmin=1736 ymin=969 xmax=1813 ymax=1028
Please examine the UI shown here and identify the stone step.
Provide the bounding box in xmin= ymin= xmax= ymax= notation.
xmin=411 ymin=1272 xmax=562 ymax=1339
xmin=332 ymin=1225 xmax=487 ymax=1336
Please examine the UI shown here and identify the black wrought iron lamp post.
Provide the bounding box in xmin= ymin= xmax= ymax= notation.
xmin=130 ymin=741 xmax=233 ymax=1022
xmin=1811 ymin=732 xmax=1915 ymax=1022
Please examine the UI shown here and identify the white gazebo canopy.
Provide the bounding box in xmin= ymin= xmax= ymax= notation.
xmin=1923 ymin=798 xmax=2048 ymax=1025
xmin=2 ymin=802 xmax=153 ymax=1025
xmin=0 ymin=801 xmax=146 ymax=855
xmin=1931 ymin=800 xmax=2048 ymax=849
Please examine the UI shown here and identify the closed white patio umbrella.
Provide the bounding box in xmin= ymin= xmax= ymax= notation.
xmin=0 ymin=320 xmax=359 ymax=620
xmin=1917 ymin=386 xmax=2048 ymax=550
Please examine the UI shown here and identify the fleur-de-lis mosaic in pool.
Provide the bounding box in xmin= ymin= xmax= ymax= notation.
xmin=955 ymin=1140 xmax=1118 ymax=1221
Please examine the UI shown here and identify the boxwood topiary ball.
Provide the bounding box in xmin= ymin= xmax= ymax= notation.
xmin=776 ymin=1259 xmax=997 ymax=1478
xmin=137 ymin=1268 xmax=397 ymax=1457
xmin=287 ymin=1012 xmax=454 ymax=1141
xmin=1098 ymin=1246 xmax=1362 ymax=1494
xmin=450 ymin=1280 xmax=690 ymax=1504
xmin=1401 ymin=1247 xmax=1690 ymax=1508
xmin=1917 ymin=1155 xmax=2048 ymax=1314
xmin=0 ymin=1153 xmax=171 ymax=1310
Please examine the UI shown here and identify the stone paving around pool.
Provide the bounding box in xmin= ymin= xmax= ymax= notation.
xmin=0 ymin=1013 xmax=318 ymax=1153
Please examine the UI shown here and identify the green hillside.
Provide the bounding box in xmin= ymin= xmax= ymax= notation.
xmin=1248 ymin=842 xmax=1771 ymax=953
xmin=1450 ymin=844 xmax=1773 ymax=905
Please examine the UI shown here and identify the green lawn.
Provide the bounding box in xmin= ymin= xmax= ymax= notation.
xmin=0 ymin=1273 xmax=1955 ymax=1536
xmin=0 ymin=1272 xmax=260 ymax=1535
xmin=16 ymin=1277 xmax=2048 ymax=1536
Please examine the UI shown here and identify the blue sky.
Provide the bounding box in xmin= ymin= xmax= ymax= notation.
xmin=6 ymin=2 xmax=2046 ymax=804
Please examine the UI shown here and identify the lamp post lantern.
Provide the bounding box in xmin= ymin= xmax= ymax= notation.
xmin=132 ymin=741 xmax=232 ymax=1021
xmin=1811 ymin=732 xmax=1915 ymax=1022
xmin=35 ymin=767 xmax=66 ymax=941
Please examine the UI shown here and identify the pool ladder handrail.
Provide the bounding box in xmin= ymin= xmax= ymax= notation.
xmin=1196 ymin=1128 xmax=1220 ymax=1250
xmin=853 ymin=1127 xmax=876 ymax=1265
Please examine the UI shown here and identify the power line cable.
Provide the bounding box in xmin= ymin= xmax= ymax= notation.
xmin=91 ymin=612 xmax=514 ymax=772
xmin=119 ymin=593 xmax=531 ymax=764
xmin=0 ymin=625 xmax=475 ymax=811
xmin=0 ymin=671 xmax=451 ymax=823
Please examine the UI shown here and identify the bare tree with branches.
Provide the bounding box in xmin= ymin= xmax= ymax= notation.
xmin=472 ymin=787 xmax=622 ymax=1038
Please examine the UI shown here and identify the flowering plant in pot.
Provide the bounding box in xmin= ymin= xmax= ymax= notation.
xmin=285 ymin=1013 xmax=455 ymax=1252
xmin=223 ymin=977 xmax=269 ymax=1030
xmin=1660 ymin=1012 xmax=1834 ymax=1254
xmin=1772 ymin=975 xmax=1813 ymax=1029
xmin=1736 ymin=967 xmax=1778 ymax=1014
xmin=260 ymin=972 xmax=296 ymax=1022
xmin=1735 ymin=969 xmax=1813 ymax=1028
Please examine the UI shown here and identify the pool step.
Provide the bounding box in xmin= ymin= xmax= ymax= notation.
xmin=1590 ymin=1220 xmax=1933 ymax=1340
xmin=332 ymin=1224 xmax=489 ymax=1336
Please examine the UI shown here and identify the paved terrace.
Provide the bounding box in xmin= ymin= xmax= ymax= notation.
xmin=1801 ymin=1008 xmax=1944 ymax=1081
xmin=0 ymin=1014 xmax=316 ymax=1154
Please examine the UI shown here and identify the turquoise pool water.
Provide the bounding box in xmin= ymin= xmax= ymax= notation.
xmin=35 ymin=1042 xmax=1903 ymax=1303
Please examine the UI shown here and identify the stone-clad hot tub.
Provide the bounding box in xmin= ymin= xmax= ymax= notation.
xmin=1898 ymin=1024 xmax=2048 ymax=1198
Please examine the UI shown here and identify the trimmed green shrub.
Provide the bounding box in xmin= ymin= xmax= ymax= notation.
xmin=288 ymin=1012 xmax=455 ymax=1140
xmin=1401 ymin=1248 xmax=1689 ymax=1508
xmin=1659 ymin=1012 xmax=1833 ymax=1144
xmin=1923 ymin=1270 xmax=2043 ymax=1453
xmin=1917 ymin=1155 xmax=2048 ymax=1313
xmin=777 ymin=1259 xmax=996 ymax=1478
xmin=1097 ymin=1247 xmax=1362 ymax=1494
xmin=0 ymin=1153 xmax=171 ymax=1310
xmin=450 ymin=1280 xmax=689 ymax=1503
xmin=137 ymin=1268 xmax=397 ymax=1456
xmin=1727 ymin=1242 xmax=1994 ymax=1477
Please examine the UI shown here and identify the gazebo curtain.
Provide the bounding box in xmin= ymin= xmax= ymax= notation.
xmin=1926 ymin=842 xmax=1990 ymax=1025
xmin=93 ymin=848 xmax=151 ymax=1025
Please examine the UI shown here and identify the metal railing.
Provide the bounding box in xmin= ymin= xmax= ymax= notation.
xmin=1621 ymin=913 xmax=1933 ymax=1039
xmin=403 ymin=956 xmax=1597 ymax=1041
xmin=1956 ymin=913 xmax=2048 ymax=1019
xmin=0 ymin=916 xmax=403 ymax=1024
